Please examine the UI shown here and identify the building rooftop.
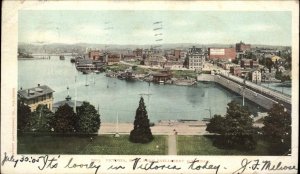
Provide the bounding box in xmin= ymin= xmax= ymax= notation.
xmin=18 ymin=85 xmax=54 ymax=100
xmin=53 ymin=100 xmax=84 ymax=110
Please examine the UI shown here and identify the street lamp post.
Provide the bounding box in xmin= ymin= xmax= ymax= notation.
xmin=205 ymin=107 xmax=212 ymax=119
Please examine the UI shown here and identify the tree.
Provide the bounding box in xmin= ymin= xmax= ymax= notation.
xmin=129 ymin=97 xmax=153 ymax=143
xmin=206 ymin=115 xmax=225 ymax=134
xmin=132 ymin=65 xmax=138 ymax=71
xmin=17 ymin=99 xmax=31 ymax=131
xmin=206 ymin=101 xmax=257 ymax=150
xmin=51 ymin=104 xmax=77 ymax=133
xmin=28 ymin=104 xmax=54 ymax=132
xmin=223 ymin=101 xmax=257 ymax=150
xmin=75 ymin=102 xmax=101 ymax=133
xmin=262 ymin=103 xmax=291 ymax=155
xmin=275 ymin=69 xmax=282 ymax=80
xmin=265 ymin=58 xmax=273 ymax=73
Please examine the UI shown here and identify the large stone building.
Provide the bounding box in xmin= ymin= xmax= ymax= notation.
xmin=187 ymin=46 xmax=206 ymax=70
xmin=18 ymin=85 xmax=54 ymax=111
xmin=208 ymin=47 xmax=236 ymax=61
xmin=236 ymin=41 xmax=251 ymax=52
xmin=174 ymin=49 xmax=181 ymax=60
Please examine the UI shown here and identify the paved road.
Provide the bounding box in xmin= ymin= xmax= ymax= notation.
xmin=168 ymin=135 xmax=177 ymax=155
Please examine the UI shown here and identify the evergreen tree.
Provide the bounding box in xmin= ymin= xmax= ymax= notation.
xmin=130 ymin=97 xmax=153 ymax=143
xmin=17 ymin=99 xmax=31 ymax=131
xmin=76 ymin=102 xmax=101 ymax=133
xmin=51 ymin=104 xmax=77 ymax=133
xmin=262 ymin=103 xmax=291 ymax=155
xmin=29 ymin=104 xmax=54 ymax=132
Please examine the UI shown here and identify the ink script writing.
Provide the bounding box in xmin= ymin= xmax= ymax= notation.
xmin=2 ymin=152 xmax=298 ymax=174
xmin=233 ymin=158 xmax=298 ymax=174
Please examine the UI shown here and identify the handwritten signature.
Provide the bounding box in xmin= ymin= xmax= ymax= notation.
xmin=233 ymin=158 xmax=298 ymax=174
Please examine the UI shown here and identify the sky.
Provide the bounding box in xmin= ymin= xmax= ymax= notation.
xmin=19 ymin=10 xmax=291 ymax=46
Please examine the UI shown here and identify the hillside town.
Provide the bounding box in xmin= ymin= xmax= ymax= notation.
xmin=19 ymin=41 xmax=292 ymax=87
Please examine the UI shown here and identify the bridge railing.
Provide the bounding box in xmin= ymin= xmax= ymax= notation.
xmin=219 ymin=73 xmax=291 ymax=105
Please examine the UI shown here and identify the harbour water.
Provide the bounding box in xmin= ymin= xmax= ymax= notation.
xmin=261 ymin=82 xmax=291 ymax=96
xmin=19 ymin=56 xmax=267 ymax=123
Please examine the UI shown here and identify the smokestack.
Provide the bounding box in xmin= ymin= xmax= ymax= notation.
xmin=38 ymin=84 xmax=40 ymax=87
xmin=28 ymin=89 xmax=30 ymax=96
xmin=20 ymin=87 xmax=22 ymax=90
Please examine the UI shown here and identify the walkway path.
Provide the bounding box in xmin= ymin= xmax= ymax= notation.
xmin=168 ymin=135 xmax=177 ymax=155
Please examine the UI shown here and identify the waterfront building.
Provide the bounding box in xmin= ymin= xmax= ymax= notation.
xmin=18 ymin=84 xmax=54 ymax=111
xmin=187 ymin=46 xmax=206 ymax=70
xmin=152 ymin=70 xmax=172 ymax=83
xmin=145 ymin=55 xmax=166 ymax=67
xmin=249 ymin=70 xmax=262 ymax=84
xmin=107 ymin=54 xmax=121 ymax=65
xmin=88 ymin=50 xmax=102 ymax=61
xmin=164 ymin=60 xmax=184 ymax=69
xmin=208 ymin=47 xmax=236 ymax=61
xmin=76 ymin=59 xmax=95 ymax=71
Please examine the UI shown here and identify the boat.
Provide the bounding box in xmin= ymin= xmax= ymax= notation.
xmin=70 ymin=58 xmax=76 ymax=63
xmin=82 ymin=70 xmax=91 ymax=74
xmin=59 ymin=55 xmax=65 ymax=60
xmin=159 ymin=80 xmax=165 ymax=84
xmin=94 ymin=70 xmax=100 ymax=74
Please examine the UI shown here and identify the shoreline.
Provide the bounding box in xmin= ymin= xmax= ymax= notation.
xmin=99 ymin=121 xmax=264 ymax=135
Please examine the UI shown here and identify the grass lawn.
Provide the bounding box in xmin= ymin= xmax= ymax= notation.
xmin=172 ymin=70 xmax=197 ymax=79
xmin=107 ymin=64 xmax=131 ymax=72
xmin=177 ymin=135 xmax=271 ymax=155
xmin=18 ymin=134 xmax=167 ymax=155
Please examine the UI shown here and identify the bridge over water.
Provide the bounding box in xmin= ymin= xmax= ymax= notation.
xmin=198 ymin=74 xmax=291 ymax=113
